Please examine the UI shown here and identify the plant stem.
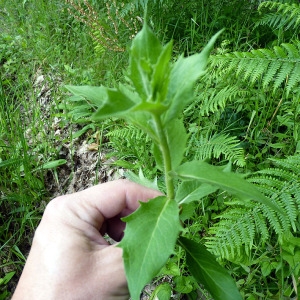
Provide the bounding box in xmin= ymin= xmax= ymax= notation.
xmin=153 ymin=114 xmax=175 ymax=200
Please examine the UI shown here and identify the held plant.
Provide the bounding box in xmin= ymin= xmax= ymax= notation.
xmin=65 ymin=24 xmax=281 ymax=299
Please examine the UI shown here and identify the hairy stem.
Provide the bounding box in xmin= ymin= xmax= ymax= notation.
xmin=153 ymin=114 xmax=175 ymax=200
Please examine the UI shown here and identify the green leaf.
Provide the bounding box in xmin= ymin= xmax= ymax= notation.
xmin=129 ymin=25 xmax=163 ymax=99
xmin=159 ymin=260 xmax=181 ymax=276
xmin=151 ymin=40 xmax=173 ymax=103
xmin=179 ymin=202 xmax=197 ymax=222
xmin=282 ymin=249 xmax=300 ymax=276
xmin=261 ymin=261 xmax=278 ymax=277
xmin=149 ymin=283 xmax=172 ymax=300
xmin=164 ymin=29 xmax=224 ymax=122
xmin=166 ymin=119 xmax=188 ymax=169
xmin=153 ymin=119 xmax=188 ymax=170
xmin=67 ymin=104 xmax=93 ymax=121
xmin=176 ymin=181 xmax=218 ymax=204
xmin=133 ymin=101 xmax=168 ymax=114
xmin=92 ymin=88 xmax=137 ymax=120
xmin=125 ymin=169 xmax=159 ymax=191
xmin=178 ymin=237 xmax=242 ymax=300
xmin=119 ymin=196 xmax=181 ymax=300
xmin=41 ymin=159 xmax=67 ymax=169
xmin=172 ymin=161 xmax=282 ymax=213
xmin=128 ymin=111 xmax=158 ymax=143
xmin=72 ymin=124 xmax=95 ymax=139
xmin=65 ymin=85 xmax=107 ymax=107
xmin=131 ymin=24 xmax=163 ymax=66
xmin=153 ymin=143 xmax=164 ymax=171
xmin=282 ymin=232 xmax=300 ymax=253
xmin=66 ymin=84 xmax=146 ymax=121
xmin=129 ymin=56 xmax=152 ymax=100
xmin=174 ymin=276 xmax=194 ymax=294
xmin=0 ymin=271 xmax=15 ymax=286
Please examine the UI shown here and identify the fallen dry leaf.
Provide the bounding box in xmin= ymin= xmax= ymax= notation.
xmin=87 ymin=143 xmax=99 ymax=151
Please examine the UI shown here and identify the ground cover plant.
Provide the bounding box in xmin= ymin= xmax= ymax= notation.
xmin=1 ymin=0 xmax=300 ymax=299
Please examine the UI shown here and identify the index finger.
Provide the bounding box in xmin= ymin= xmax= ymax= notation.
xmin=66 ymin=179 xmax=162 ymax=230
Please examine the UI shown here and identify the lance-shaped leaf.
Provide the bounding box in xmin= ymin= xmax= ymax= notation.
xmin=65 ymin=85 xmax=107 ymax=107
xmin=66 ymin=84 xmax=146 ymax=121
xmin=153 ymin=118 xmax=188 ymax=171
xmin=164 ymin=29 xmax=224 ymax=122
xmin=178 ymin=237 xmax=242 ymax=300
xmin=172 ymin=161 xmax=282 ymax=213
xmin=130 ymin=24 xmax=163 ymax=66
xmin=40 ymin=159 xmax=67 ymax=170
xmin=132 ymin=101 xmax=168 ymax=115
xmin=125 ymin=169 xmax=158 ymax=191
xmin=175 ymin=181 xmax=218 ymax=204
xmin=118 ymin=196 xmax=181 ymax=300
xmin=129 ymin=24 xmax=163 ymax=99
xmin=151 ymin=40 xmax=173 ymax=103
xmin=92 ymin=88 xmax=138 ymax=120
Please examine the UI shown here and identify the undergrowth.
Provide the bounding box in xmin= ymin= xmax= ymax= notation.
xmin=1 ymin=0 xmax=300 ymax=299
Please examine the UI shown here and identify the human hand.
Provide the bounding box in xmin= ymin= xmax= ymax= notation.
xmin=12 ymin=179 xmax=161 ymax=300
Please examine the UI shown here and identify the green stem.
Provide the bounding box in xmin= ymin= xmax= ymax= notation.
xmin=153 ymin=114 xmax=175 ymax=200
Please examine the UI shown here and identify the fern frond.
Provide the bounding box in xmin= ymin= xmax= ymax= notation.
xmin=104 ymin=123 xmax=156 ymax=175
xmin=253 ymin=167 xmax=298 ymax=181
xmin=106 ymin=124 xmax=150 ymax=147
xmin=206 ymin=154 xmax=300 ymax=260
xmin=256 ymin=13 xmax=282 ymax=29
xmin=199 ymin=85 xmax=250 ymax=116
xmin=257 ymin=1 xmax=300 ymax=30
xmin=191 ymin=133 xmax=245 ymax=167
xmin=206 ymin=205 xmax=260 ymax=259
xmin=270 ymin=153 xmax=300 ymax=171
xmin=248 ymin=178 xmax=282 ymax=196
xmin=249 ymin=160 xmax=300 ymax=233
xmin=210 ymin=41 xmax=300 ymax=95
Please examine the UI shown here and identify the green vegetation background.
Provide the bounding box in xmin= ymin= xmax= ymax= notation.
xmin=1 ymin=0 xmax=300 ymax=299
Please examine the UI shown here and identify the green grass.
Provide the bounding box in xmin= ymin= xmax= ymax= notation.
xmin=0 ymin=0 xmax=102 ymax=296
xmin=1 ymin=0 xmax=300 ymax=298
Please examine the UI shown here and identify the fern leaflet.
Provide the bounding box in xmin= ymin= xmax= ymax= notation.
xmin=189 ymin=133 xmax=245 ymax=167
xmin=210 ymin=41 xmax=300 ymax=95
xmin=198 ymin=84 xmax=250 ymax=116
xmin=257 ymin=1 xmax=300 ymax=30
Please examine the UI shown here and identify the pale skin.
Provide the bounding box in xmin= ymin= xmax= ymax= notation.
xmin=12 ymin=179 xmax=161 ymax=300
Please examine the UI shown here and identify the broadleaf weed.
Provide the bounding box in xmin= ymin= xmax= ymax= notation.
xmin=65 ymin=23 xmax=284 ymax=299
